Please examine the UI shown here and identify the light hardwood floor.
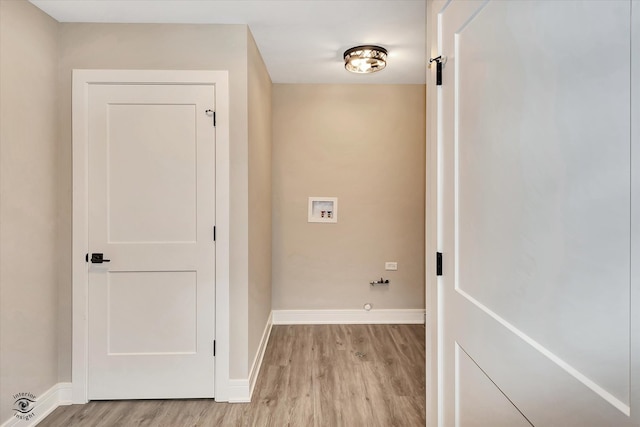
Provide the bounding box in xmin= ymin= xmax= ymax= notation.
xmin=41 ymin=324 xmax=426 ymax=426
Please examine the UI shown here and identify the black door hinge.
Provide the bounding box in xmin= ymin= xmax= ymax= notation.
xmin=213 ymin=226 xmax=216 ymax=241
xmin=429 ymin=56 xmax=445 ymax=86
xmin=436 ymin=252 xmax=443 ymax=276
xmin=213 ymin=340 xmax=216 ymax=356
xmin=205 ymin=109 xmax=216 ymax=127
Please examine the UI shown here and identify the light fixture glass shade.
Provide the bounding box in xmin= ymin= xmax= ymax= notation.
xmin=344 ymin=45 xmax=387 ymax=74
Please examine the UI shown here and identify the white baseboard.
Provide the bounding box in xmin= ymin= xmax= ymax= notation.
xmin=272 ymin=309 xmax=426 ymax=325
xmin=249 ymin=311 xmax=273 ymax=400
xmin=227 ymin=311 xmax=274 ymax=403
xmin=1 ymin=382 xmax=72 ymax=427
xmin=227 ymin=379 xmax=250 ymax=403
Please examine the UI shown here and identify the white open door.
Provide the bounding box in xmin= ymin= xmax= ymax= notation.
xmin=433 ymin=0 xmax=640 ymax=425
xmin=86 ymin=82 xmax=216 ymax=399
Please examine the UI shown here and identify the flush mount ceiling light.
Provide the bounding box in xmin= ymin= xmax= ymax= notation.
xmin=343 ymin=45 xmax=388 ymax=74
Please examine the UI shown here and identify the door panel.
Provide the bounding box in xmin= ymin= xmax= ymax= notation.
xmin=107 ymin=271 xmax=197 ymax=354
xmin=457 ymin=344 xmax=530 ymax=427
xmin=107 ymin=103 xmax=198 ymax=243
xmin=438 ymin=1 xmax=635 ymax=425
xmin=87 ymin=84 xmax=216 ymax=399
xmin=455 ymin=0 xmax=630 ymax=402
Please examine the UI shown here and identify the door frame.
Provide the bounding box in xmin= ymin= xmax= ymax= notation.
xmin=71 ymin=69 xmax=231 ymax=403
xmin=426 ymin=1 xmax=447 ymax=426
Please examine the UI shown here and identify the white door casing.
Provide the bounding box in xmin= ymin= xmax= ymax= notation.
xmin=72 ymin=70 xmax=231 ymax=403
xmin=430 ymin=1 xmax=639 ymax=426
xmin=425 ymin=2 xmax=443 ymax=427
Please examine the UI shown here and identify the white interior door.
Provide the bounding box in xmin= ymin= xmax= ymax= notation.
xmin=87 ymin=83 xmax=216 ymax=399
xmin=437 ymin=0 xmax=638 ymax=425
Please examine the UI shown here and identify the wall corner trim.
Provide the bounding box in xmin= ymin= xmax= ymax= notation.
xmin=249 ymin=311 xmax=273 ymax=399
xmin=1 ymin=382 xmax=72 ymax=427
xmin=227 ymin=312 xmax=273 ymax=403
xmin=272 ymin=309 xmax=426 ymax=325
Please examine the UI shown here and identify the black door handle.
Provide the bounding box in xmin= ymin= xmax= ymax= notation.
xmin=90 ymin=253 xmax=110 ymax=264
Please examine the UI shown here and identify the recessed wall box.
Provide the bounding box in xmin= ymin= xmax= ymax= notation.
xmin=308 ymin=197 xmax=338 ymax=223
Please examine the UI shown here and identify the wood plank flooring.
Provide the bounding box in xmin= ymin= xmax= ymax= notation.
xmin=41 ymin=324 xmax=425 ymax=426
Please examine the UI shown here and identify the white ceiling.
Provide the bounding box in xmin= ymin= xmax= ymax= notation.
xmin=29 ymin=0 xmax=426 ymax=84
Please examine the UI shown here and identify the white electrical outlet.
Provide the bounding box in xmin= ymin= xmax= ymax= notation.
xmin=385 ymin=262 xmax=398 ymax=271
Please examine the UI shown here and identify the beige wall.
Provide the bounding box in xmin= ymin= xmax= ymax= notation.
xmin=57 ymin=23 xmax=252 ymax=379
xmin=272 ymin=84 xmax=425 ymax=311
xmin=0 ymin=0 xmax=59 ymax=422
xmin=247 ymin=30 xmax=272 ymax=368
